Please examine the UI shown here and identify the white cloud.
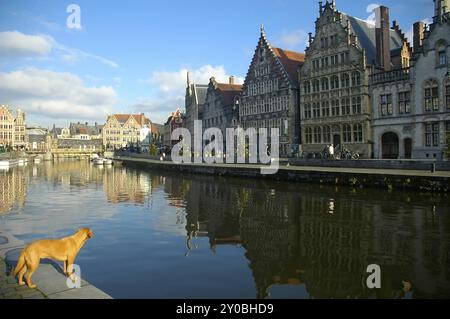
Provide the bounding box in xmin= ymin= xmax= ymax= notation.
xmin=405 ymin=18 xmax=433 ymax=45
xmin=0 ymin=31 xmax=53 ymax=57
xmin=364 ymin=3 xmax=381 ymax=27
xmin=275 ymin=29 xmax=309 ymax=50
xmin=0 ymin=30 xmax=118 ymax=68
xmin=133 ymin=65 xmax=244 ymax=124
xmin=55 ymin=43 xmax=119 ymax=68
xmin=0 ymin=68 xmax=118 ymax=121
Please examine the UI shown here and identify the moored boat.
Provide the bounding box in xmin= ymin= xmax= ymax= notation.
xmin=93 ymin=158 xmax=105 ymax=165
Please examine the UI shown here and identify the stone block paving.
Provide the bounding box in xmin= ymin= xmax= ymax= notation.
xmin=0 ymin=257 xmax=47 ymax=299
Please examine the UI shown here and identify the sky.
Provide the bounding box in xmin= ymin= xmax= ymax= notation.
xmin=0 ymin=0 xmax=435 ymax=127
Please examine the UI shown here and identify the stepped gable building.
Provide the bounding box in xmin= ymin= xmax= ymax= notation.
xmin=185 ymin=72 xmax=208 ymax=138
xmin=371 ymin=0 xmax=450 ymax=159
xmin=202 ymin=76 xmax=243 ymax=151
xmin=102 ymin=113 xmax=151 ymax=149
xmin=299 ymin=1 xmax=408 ymax=158
xmin=240 ymin=26 xmax=305 ymax=157
xmin=0 ymin=105 xmax=26 ymax=149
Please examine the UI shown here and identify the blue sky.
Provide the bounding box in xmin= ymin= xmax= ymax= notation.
xmin=0 ymin=0 xmax=435 ymax=127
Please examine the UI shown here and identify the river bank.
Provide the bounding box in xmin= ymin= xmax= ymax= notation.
xmin=116 ymin=156 xmax=450 ymax=193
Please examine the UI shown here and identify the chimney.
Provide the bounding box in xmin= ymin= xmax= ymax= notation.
xmin=375 ymin=6 xmax=391 ymax=71
xmin=413 ymin=21 xmax=425 ymax=53
xmin=229 ymin=76 xmax=235 ymax=85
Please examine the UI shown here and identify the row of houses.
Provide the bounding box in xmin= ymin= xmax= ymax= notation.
xmin=185 ymin=0 xmax=450 ymax=159
xmin=0 ymin=106 xmax=163 ymax=153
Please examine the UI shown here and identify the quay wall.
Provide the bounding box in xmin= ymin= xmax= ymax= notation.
xmin=116 ymin=156 xmax=450 ymax=193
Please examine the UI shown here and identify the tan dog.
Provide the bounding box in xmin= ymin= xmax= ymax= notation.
xmin=13 ymin=228 xmax=94 ymax=288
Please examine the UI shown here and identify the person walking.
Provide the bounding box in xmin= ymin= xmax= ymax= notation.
xmin=329 ymin=143 xmax=335 ymax=159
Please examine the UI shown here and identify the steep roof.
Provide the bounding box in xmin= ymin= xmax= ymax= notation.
xmin=216 ymin=83 xmax=243 ymax=106
xmin=272 ymin=48 xmax=305 ymax=86
xmin=108 ymin=114 xmax=150 ymax=126
xmin=340 ymin=13 xmax=404 ymax=66
xmin=190 ymin=84 xmax=208 ymax=106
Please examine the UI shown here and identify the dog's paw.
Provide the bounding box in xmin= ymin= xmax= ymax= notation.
xmin=28 ymin=284 xmax=37 ymax=289
xmin=18 ymin=282 xmax=26 ymax=286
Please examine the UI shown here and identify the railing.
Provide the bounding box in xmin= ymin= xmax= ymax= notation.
xmin=370 ymin=67 xmax=411 ymax=85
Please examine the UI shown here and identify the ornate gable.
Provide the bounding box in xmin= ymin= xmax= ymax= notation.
xmin=243 ymin=26 xmax=303 ymax=95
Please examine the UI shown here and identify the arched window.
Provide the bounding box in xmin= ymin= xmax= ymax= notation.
xmin=341 ymin=98 xmax=350 ymax=115
xmin=436 ymin=40 xmax=448 ymax=67
xmin=321 ymin=78 xmax=329 ymax=91
xmin=424 ymin=79 xmax=439 ymax=112
xmin=330 ymin=75 xmax=339 ymax=90
xmin=353 ymin=124 xmax=363 ymax=142
xmin=352 ymin=96 xmax=362 ymax=114
xmin=331 ymin=99 xmax=340 ymax=116
xmin=321 ymin=101 xmax=330 ymax=117
xmin=343 ymin=124 xmax=352 ymax=143
xmin=341 ymin=73 xmax=350 ymax=88
xmin=323 ymin=126 xmax=331 ymax=143
xmin=313 ymin=79 xmax=320 ymax=92
xmin=313 ymin=103 xmax=320 ymax=118
xmin=304 ymin=81 xmax=311 ymax=94
xmin=351 ymin=71 xmax=361 ymax=86
xmin=304 ymin=103 xmax=312 ymax=119
xmin=305 ymin=127 xmax=313 ymax=144
xmin=313 ymin=127 xmax=322 ymax=144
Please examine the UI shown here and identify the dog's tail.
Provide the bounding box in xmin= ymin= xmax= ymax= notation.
xmin=12 ymin=249 xmax=26 ymax=276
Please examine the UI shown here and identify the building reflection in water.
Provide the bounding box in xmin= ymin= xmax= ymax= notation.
xmin=1 ymin=162 xmax=449 ymax=298
xmin=162 ymin=174 xmax=450 ymax=299
xmin=0 ymin=167 xmax=27 ymax=214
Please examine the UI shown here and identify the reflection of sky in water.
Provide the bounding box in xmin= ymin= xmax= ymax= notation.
xmin=1 ymin=161 xmax=450 ymax=299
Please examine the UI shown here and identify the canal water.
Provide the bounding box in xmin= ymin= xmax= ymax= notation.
xmin=1 ymin=160 xmax=449 ymax=299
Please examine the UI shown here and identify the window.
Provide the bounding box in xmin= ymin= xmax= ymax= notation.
xmin=352 ymin=97 xmax=361 ymax=114
xmin=313 ymin=80 xmax=320 ymax=92
xmin=305 ymin=128 xmax=312 ymax=144
xmin=351 ymin=72 xmax=361 ymax=86
xmin=425 ymin=122 xmax=440 ymax=147
xmin=425 ymin=80 xmax=439 ymax=111
xmin=321 ymin=101 xmax=330 ymax=117
xmin=313 ymin=103 xmax=320 ymax=118
xmin=321 ymin=78 xmax=329 ymax=91
xmin=380 ymin=94 xmax=393 ymax=116
xmin=343 ymin=124 xmax=352 ymax=143
xmin=323 ymin=126 xmax=331 ymax=143
xmin=304 ymin=81 xmax=311 ymax=94
xmin=438 ymin=51 xmax=446 ymax=67
xmin=331 ymin=76 xmax=339 ymax=89
xmin=446 ymin=84 xmax=450 ymax=109
xmin=304 ymin=103 xmax=312 ymax=119
xmin=353 ymin=124 xmax=363 ymax=142
xmin=331 ymin=99 xmax=340 ymax=116
xmin=341 ymin=98 xmax=350 ymax=115
xmin=313 ymin=127 xmax=321 ymax=143
xmin=341 ymin=74 xmax=350 ymax=88
xmin=398 ymin=91 xmax=411 ymax=114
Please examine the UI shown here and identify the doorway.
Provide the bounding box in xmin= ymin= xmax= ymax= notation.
xmin=382 ymin=132 xmax=399 ymax=159
xmin=404 ymin=138 xmax=412 ymax=159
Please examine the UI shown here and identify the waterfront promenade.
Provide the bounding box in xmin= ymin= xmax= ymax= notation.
xmin=0 ymin=231 xmax=112 ymax=299
xmin=116 ymin=156 xmax=450 ymax=192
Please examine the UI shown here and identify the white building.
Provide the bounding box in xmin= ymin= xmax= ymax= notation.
xmin=371 ymin=0 xmax=450 ymax=159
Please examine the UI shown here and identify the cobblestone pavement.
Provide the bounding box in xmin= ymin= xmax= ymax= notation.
xmin=0 ymin=258 xmax=47 ymax=299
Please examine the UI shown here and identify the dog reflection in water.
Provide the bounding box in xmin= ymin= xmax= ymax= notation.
xmin=12 ymin=228 xmax=94 ymax=288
